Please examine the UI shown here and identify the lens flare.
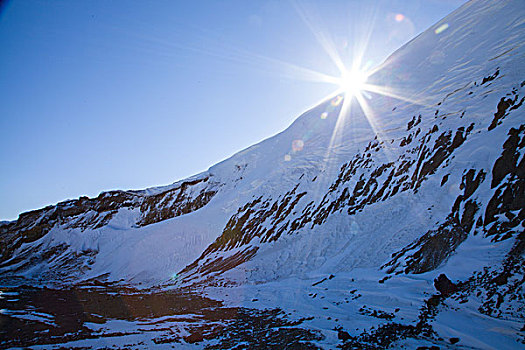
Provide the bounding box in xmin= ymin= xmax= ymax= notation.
xmin=292 ymin=139 xmax=304 ymax=152
xmin=331 ymin=95 xmax=343 ymax=106
xmin=435 ymin=23 xmax=449 ymax=34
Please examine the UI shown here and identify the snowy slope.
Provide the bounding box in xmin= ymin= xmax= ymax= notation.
xmin=1 ymin=0 xmax=524 ymax=348
xmin=178 ymin=0 xmax=525 ymax=285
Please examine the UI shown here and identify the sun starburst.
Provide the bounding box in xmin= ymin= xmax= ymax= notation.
xmin=339 ymin=69 xmax=368 ymax=96
xmin=338 ymin=69 xmax=368 ymax=97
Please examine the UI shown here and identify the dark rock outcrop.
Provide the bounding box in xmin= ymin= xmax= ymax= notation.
xmin=434 ymin=274 xmax=458 ymax=296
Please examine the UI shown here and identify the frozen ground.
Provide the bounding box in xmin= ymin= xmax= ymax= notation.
xmin=1 ymin=0 xmax=524 ymax=348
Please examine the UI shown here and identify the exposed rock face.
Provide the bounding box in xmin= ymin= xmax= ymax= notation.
xmin=181 ymin=76 xmax=524 ymax=282
xmin=0 ymin=175 xmax=221 ymax=266
xmin=382 ymin=109 xmax=523 ymax=276
xmin=382 ymin=217 xmax=468 ymax=274
xmin=485 ymin=125 xmax=525 ymax=241
xmin=1 ymin=1 xmax=524 ymax=348
xmin=434 ymin=274 xmax=458 ymax=296
xmin=136 ymin=176 xmax=220 ymax=227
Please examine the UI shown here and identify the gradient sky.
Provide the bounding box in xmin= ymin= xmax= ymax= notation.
xmin=0 ymin=0 xmax=466 ymax=220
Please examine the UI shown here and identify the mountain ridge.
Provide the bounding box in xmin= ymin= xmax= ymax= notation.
xmin=1 ymin=0 xmax=524 ymax=348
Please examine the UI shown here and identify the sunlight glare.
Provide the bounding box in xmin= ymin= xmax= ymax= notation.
xmin=339 ymin=69 xmax=368 ymax=97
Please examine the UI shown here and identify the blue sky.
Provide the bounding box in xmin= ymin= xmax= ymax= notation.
xmin=0 ymin=0 xmax=466 ymax=220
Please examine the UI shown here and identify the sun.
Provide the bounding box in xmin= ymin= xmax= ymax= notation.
xmin=338 ymin=69 xmax=368 ymax=97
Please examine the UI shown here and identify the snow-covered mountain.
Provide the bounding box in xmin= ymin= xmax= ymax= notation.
xmin=1 ymin=0 xmax=524 ymax=348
